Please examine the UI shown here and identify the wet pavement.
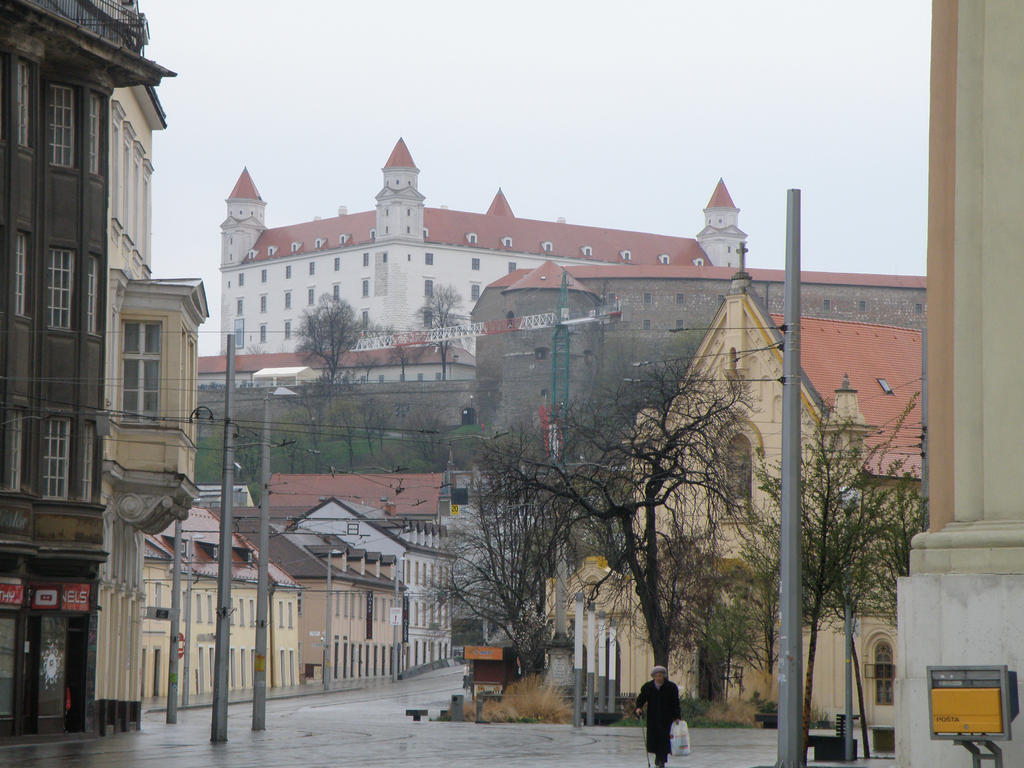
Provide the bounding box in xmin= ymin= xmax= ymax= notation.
xmin=0 ymin=666 xmax=898 ymax=768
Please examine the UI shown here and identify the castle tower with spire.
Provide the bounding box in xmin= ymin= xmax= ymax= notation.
xmin=696 ymin=178 xmax=747 ymax=268
xmin=221 ymin=167 xmax=267 ymax=267
xmin=375 ymin=138 xmax=425 ymax=243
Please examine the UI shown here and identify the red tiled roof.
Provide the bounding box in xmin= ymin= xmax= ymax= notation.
xmin=155 ymin=507 xmax=300 ymax=587
xmin=501 ymin=261 xmax=596 ymax=295
xmin=770 ymin=314 xmax=923 ymax=476
xmin=267 ymin=473 xmax=443 ymax=518
xmin=706 ymin=178 xmax=735 ymax=209
xmin=198 ymin=351 xmax=312 ymax=374
xmin=229 ymin=167 xmax=262 ymax=201
xmin=384 ymin=138 xmax=416 ymax=169
xmin=244 ymin=209 xmax=708 ymax=266
xmin=486 ymin=264 xmax=926 ymax=291
xmin=486 ymin=188 xmax=515 ymax=218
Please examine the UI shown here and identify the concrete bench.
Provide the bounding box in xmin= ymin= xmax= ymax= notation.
xmin=808 ymin=734 xmax=857 ymax=761
xmin=754 ymin=712 xmax=778 ymax=729
xmin=869 ymin=725 xmax=895 ymax=753
xmin=405 ymin=709 xmax=428 ymax=722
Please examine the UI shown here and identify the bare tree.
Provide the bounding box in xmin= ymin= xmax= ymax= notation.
xmin=297 ymin=295 xmax=360 ymax=392
xmin=478 ymin=359 xmax=748 ymax=666
xmin=420 ymin=284 xmax=464 ymax=381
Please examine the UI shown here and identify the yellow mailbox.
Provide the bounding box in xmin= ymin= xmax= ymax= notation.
xmin=928 ymin=666 xmax=1018 ymax=741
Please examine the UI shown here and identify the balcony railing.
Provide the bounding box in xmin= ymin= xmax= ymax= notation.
xmin=25 ymin=0 xmax=149 ymax=53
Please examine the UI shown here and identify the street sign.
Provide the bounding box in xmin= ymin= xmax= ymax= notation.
xmin=450 ymin=504 xmax=459 ymax=516
xmin=390 ymin=607 xmax=402 ymax=626
xmin=177 ymin=632 xmax=185 ymax=659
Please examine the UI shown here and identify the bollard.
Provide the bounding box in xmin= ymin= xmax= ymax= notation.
xmin=451 ymin=694 xmax=464 ymax=722
xmin=476 ymin=695 xmax=485 ymax=723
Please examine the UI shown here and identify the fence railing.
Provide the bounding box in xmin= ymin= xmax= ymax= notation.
xmin=25 ymin=0 xmax=149 ymax=53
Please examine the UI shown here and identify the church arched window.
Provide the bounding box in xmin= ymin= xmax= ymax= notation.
xmin=873 ymin=642 xmax=894 ymax=705
xmin=727 ymin=433 xmax=753 ymax=504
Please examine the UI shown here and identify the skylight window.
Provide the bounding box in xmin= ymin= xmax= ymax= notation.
xmin=877 ymin=378 xmax=894 ymax=395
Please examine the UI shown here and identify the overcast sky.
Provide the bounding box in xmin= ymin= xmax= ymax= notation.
xmin=142 ymin=1 xmax=932 ymax=356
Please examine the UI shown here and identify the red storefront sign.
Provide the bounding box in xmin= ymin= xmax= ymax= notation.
xmin=0 ymin=583 xmax=24 ymax=607
xmin=62 ymin=583 xmax=91 ymax=611
xmin=29 ymin=583 xmax=91 ymax=611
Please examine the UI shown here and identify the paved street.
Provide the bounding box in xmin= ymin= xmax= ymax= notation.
xmin=0 ymin=667 xmax=896 ymax=768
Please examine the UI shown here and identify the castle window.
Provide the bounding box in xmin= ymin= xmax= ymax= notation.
xmin=334 ymin=257 xmax=340 ymax=271
xmin=466 ymin=233 xmax=477 ymax=244
xmin=642 ymin=319 xmax=651 ymax=330
xmin=643 ymin=293 xmax=652 ymax=305
xmin=315 ymin=238 xmax=325 ymax=249
xmin=261 ymin=269 xmax=267 ymax=283
xmin=238 ymin=273 xmax=245 ymax=287
xmin=424 ymin=279 xmax=433 ymax=298
xmin=340 ymin=234 xmax=349 ymax=244
xmin=333 ymin=284 xmax=339 ymax=300
xmin=236 ymin=298 xmax=243 ymax=315
xmin=370 ymin=228 xmax=376 ymax=240
xmin=363 ymin=253 xmax=370 ymax=267
xmin=542 ymin=241 xmax=553 ymax=253
xmin=407 ymin=209 xmax=411 ymax=216
xmin=502 ymin=237 xmax=512 ymax=248
xmin=508 ymin=262 xmax=517 ymax=273
xmin=284 ymin=291 xmax=291 ymax=309
xmin=858 ymin=300 xmax=866 ymax=312
xmin=676 ymin=293 xmax=684 ymax=305
xmin=915 ymin=303 xmax=924 ymax=314
xmin=620 ymin=250 xmax=631 ymax=261
xmin=268 ymin=246 xmax=277 ymax=257
xmin=291 ymin=242 xmax=301 ymax=253
xmin=285 ymin=265 xmax=292 ymax=279
xmin=248 ymin=249 xmax=257 ymax=259
xmin=309 ymin=262 xmax=315 ymax=275
xmin=259 ymin=324 xmax=266 ymax=343
xmin=472 ymin=258 xmax=480 ymax=271
xmin=362 ymin=280 xmax=369 ymax=297
xmin=425 ymin=253 xmax=434 ymax=265
xmin=693 ymin=257 xmax=704 ymax=266
xmin=823 ymin=299 xmax=831 ymax=312
xmin=658 ymin=254 xmax=670 ymax=265
xmin=308 ymin=288 xmax=315 ymax=305
xmin=284 ymin=321 xmax=291 ymax=340
xmin=471 ymin=284 xmax=480 ymax=301
xmin=260 ymin=295 xmax=267 ymax=313
xmin=582 ymin=246 xmax=592 ymax=257
xmin=423 ymin=228 xmax=429 ymax=238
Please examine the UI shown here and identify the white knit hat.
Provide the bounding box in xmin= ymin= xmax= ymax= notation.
xmin=651 ymin=665 xmax=667 ymax=677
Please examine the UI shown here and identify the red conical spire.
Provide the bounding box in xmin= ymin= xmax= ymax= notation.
xmin=706 ymin=178 xmax=736 ymax=209
xmin=384 ymin=138 xmax=417 ymax=169
xmin=228 ymin=167 xmax=262 ymax=201
xmin=486 ymin=187 xmax=515 ymax=217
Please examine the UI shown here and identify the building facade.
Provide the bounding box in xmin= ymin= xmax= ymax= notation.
xmin=219 ymin=139 xmax=739 ymax=352
xmin=139 ymin=507 xmax=302 ymax=701
xmin=0 ymin=0 xmax=171 ymax=738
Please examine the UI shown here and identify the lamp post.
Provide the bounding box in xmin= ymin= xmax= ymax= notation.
xmin=253 ymin=386 xmax=296 ymax=731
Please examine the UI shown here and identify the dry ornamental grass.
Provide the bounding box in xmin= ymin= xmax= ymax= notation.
xmin=479 ymin=676 xmax=572 ymax=723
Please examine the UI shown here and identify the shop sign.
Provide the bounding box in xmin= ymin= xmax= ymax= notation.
xmin=62 ymin=583 xmax=91 ymax=611
xmin=0 ymin=506 xmax=31 ymax=538
xmin=31 ymin=586 xmax=60 ymax=609
xmin=0 ymin=583 xmax=24 ymax=607
xmin=34 ymin=513 xmax=103 ymax=545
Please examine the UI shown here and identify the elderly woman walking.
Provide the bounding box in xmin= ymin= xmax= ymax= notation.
xmin=634 ymin=665 xmax=681 ymax=767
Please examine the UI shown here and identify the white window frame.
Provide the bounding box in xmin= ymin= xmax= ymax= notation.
xmin=48 ymin=248 xmax=74 ymax=329
xmin=259 ymin=324 xmax=267 ymax=344
xmin=234 ymin=319 xmax=244 ymax=348
xmin=307 ymin=287 xmax=315 ymax=306
xmin=87 ymin=93 xmax=101 ymax=175
xmin=17 ymin=61 xmax=30 ymax=148
xmin=48 ymin=85 xmax=75 ymax=167
xmin=424 ymin=279 xmax=433 ymax=298
xmin=86 ymin=257 xmax=98 ymax=334
xmin=14 ymin=233 xmax=27 ymax=317
xmin=81 ymin=421 xmax=95 ymax=501
xmin=259 ymin=295 xmax=267 ymax=314
xmin=284 ymin=321 xmax=291 ymax=340
xmin=362 ymin=280 xmax=369 ymax=298
xmin=471 ymin=257 xmax=480 ymax=270
xmin=284 ymin=291 xmax=292 ymax=309
xmin=123 ymin=321 xmax=161 ymax=418
xmin=2 ymin=411 xmax=23 ymax=491
xmin=43 ymin=417 xmax=71 ymax=499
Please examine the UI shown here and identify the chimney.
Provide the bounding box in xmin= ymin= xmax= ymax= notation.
xmin=338 ymin=205 xmax=348 ymax=216
xmin=341 ymin=549 xmax=348 ymax=571
xmin=360 ymin=555 xmax=365 ymax=575
xmin=440 ymin=205 xmax=449 ymax=210
xmin=557 ymin=217 xmax=566 ymax=224
xmin=375 ymin=558 xmax=380 ymax=577
xmin=313 ymin=216 xmax=322 ymax=221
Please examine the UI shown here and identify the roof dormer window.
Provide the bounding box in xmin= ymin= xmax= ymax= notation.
xmin=315 ymin=238 xmax=325 ymax=249
xmin=658 ymin=254 xmax=670 ymax=265
xmin=423 ymin=227 xmax=429 ymax=238
xmin=542 ymin=241 xmax=553 ymax=253
xmin=502 ymin=236 xmax=512 ymax=248
xmin=620 ymin=250 xmax=631 ymax=261
xmin=247 ymin=249 xmax=256 ymax=259
xmin=370 ymin=228 xmax=376 ymax=240
xmin=339 ymin=233 xmax=349 ymax=245
xmin=692 ymin=257 xmax=704 ymax=266
xmin=291 ymin=242 xmax=301 ymax=253
xmin=466 ymin=233 xmax=478 ymax=244
xmin=267 ymin=246 xmax=277 ymax=257
xmin=582 ymin=246 xmax=593 ymax=257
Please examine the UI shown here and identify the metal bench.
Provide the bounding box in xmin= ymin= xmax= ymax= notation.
xmin=405 ymin=709 xmax=428 ymax=722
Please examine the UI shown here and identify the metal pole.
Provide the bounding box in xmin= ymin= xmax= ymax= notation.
xmin=554 ymin=553 xmax=568 ymax=641
xmin=573 ymin=591 xmax=583 ymax=728
xmin=597 ymin=611 xmax=607 ymax=713
xmin=252 ymin=391 xmax=271 ymax=730
xmin=211 ymin=337 xmax=235 ymax=743
xmin=166 ymin=519 xmax=182 ymax=723
xmin=324 ymin=549 xmax=333 ymax=690
xmin=778 ymin=188 xmax=804 ymax=768
xmin=845 ymin=597 xmax=854 ymax=761
xmin=392 ymin=557 xmax=400 ymax=682
xmin=607 ymin=620 xmax=617 ymax=713
xmin=921 ymin=328 xmax=929 ymax=528
xmin=586 ymin=602 xmax=595 ymax=726
xmin=183 ymin=536 xmax=193 ymax=707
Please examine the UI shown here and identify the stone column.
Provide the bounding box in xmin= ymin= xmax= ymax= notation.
xmin=897 ymin=2 xmax=1024 ymax=765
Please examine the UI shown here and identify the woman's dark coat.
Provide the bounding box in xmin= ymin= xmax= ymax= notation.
xmin=636 ymin=679 xmax=681 ymax=756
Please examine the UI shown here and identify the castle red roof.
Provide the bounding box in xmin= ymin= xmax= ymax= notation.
xmin=198 ymin=347 xmax=475 ymax=375
xmin=486 ymin=188 xmax=515 ymax=218
xmin=228 ymin=167 xmax=262 ymax=201
xmin=501 ymin=261 xmax=596 ymax=295
xmin=706 ymin=178 xmax=735 ymax=209
xmin=384 ymin=138 xmax=416 ymax=169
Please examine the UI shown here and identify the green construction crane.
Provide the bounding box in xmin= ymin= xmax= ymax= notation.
xmin=548 ymin=271 xmax=571 ymax=461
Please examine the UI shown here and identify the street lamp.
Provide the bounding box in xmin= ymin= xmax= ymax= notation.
xmin=253 ymin=386 xmax=296 ymax=731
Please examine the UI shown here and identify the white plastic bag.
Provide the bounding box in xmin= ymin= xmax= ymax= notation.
xmin=670 ymin=719 xmax=691 ymax=756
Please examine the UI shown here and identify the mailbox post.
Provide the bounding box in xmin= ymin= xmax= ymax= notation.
xmin=928 ymin=665 xmax=1019 ymax=768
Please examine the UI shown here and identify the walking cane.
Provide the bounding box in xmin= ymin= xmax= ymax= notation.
xmin=640 ymin=715 xmax=651 ymax=768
